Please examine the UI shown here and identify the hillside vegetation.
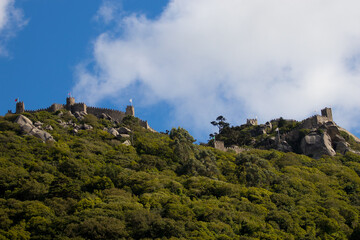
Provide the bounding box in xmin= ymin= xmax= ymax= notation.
xmin=1 ymin=111 xmax=360 ymax=239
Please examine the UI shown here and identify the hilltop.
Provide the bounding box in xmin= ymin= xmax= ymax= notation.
xmin=209 ymin=107 xmax=360 ymax=159
xmin=1 ymin=106 xmax=360 ymax=239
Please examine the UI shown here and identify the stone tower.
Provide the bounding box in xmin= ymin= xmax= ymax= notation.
xmin=66 ymin=97 xmax=75 ymax=110
xmin=246 ymin=119 xmax=258 ymax=126
xmin=321 ymin=107 xmax=333 ymax=121
xmin=16 ymin=101 xmax=25 ymax=114
xmin=126 ymin=105 xmax=135 ymax=116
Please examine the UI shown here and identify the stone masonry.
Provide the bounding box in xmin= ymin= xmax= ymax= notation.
xmin=14 ymin=97 xmax=154 ymax=131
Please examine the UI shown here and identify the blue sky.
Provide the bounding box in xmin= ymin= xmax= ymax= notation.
xmin=1 ymin=0 xmax=360 ymax=142
xmin=0 ymin=0 xmax=174 ymax=135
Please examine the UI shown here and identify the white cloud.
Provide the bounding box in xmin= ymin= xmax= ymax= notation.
xmin=74 ymin=0 xmax=360 ymax=139
xmin=0 ymin=0 xmax=27 ymax=55
xmin=94 ymin=0 xmax=122 ymax=24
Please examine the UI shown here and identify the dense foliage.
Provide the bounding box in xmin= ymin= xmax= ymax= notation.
xmin=1 ymin=111 xmax=360 ymax=239
xmin=210 ymin=117 xmax=300 ymax=149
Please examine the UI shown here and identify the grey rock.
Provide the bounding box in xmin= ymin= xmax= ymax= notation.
xmin=21 ymin=124 xmax=34 ymax=133
xmin=29 ymin=128 xmax=55 ymax=142
xmin=44 ymin=125 xmax=53 ymax=131
xmin=326 ymin=125 xmax=341 ymax=141
xmin=122 ymin=140 xmax=131 ymax=146
xmin=108 ymin=128 xmax=119 ymax=137
xmin=100 ymin=113 xmax=112 ymax=121
xmin=265 ymin=121 xmax=272 ymax=131
xmin=34 ymin=121 xmax=43 ymax=127
xmin=74 ymin=111 xmax=87 ymax=120
xmin=15 ymin=115 xmax=54 ymax=142
xmin=15 ymin=115 xmax=33 ymax=126
xmin=336 ymin=141 xmax=350 ymax=154
xmin=258 ymin=126 xmax=267 ymax=135
xmin=277 ymin=140 xmax=293 ymax=152
xmin=118 ymin=127 xmax=132 ymax=134
xmin=73 ymin=112 xmax=82 ymax=119
xmin=119 ymin=134 xmax=130 ymax=138
xmin=82 ymin=124 xmax=93 ymax=130
xmin=72 ymin=129 xmax=78 ymax=134
xmin=301 ymin=132 xmax=336 ymax=159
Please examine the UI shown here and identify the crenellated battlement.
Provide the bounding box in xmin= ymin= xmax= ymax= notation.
xmin=13 ymin=97 xmax=149 ymax=129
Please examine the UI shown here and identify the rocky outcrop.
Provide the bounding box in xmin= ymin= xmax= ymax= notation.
xmin=108 ymin=128 xmax=119 ymax=137
xmin=300 ymin=132 xmax=336 ymax=159
xmin=276 ymin=140 xmax=293 ymax=152
xmin=15 ymin=115 xmax=54 ymax=142
xmin=118 ymin=127 xmax=132 ymax=134
xmin=73 ymin=111 xmax=87 ymax=121
xmin=122 ymin=140 xmax=131 ymax=146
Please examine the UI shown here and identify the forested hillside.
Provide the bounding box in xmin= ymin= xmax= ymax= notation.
xmin=1 ymin=110 xmax=360 ymax=239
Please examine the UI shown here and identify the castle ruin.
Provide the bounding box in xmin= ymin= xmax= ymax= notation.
xmin=246 ymin=118 xmax=258 ymax=126
xmin=300 ymin=107 xmax=333 ymax=129
xmin=13 ymin=97 xmax=153 ymax=131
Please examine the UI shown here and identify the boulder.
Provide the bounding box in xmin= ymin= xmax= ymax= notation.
xmin=277 ymin=140 xmax=293 ymax=152
xmin=34 ymin=121 xmax=43 ymax=127
xmin=300 ymin=132 xmax=336 ymax=159
xmin=336 ymin=141 xmax=350 ymax=155
xmin=122 ymin=140 xmax=131 ymax=146
xmin=15 ymin=115 xmax=33 ymax=126
xmin=265 ymin=121 xmax=273 ymax=131
xmin=44 ymin=125 xmax=53 ymax=131
xmin=325 ymin=124 xmax=341 ymax=141
xmin=100 ymin=113 xmax=113 ymax=121
xmin=74 ymin=111 xmax=87 ymax=120
xmin=108 ymin=128 xmax=119 ymax=137
xmin=29 ymin=128 xmax=55 ymax=142
xmin=21 ymin=123 xmax=34 ymax=133
xmin=119 ymin=134 xmax=130 ymax=138
xmin=81 ymin=124 xmax=93 ymax=130
xmin=118 ymin=127 xmax=132 ymax=134
xmin=15 ymin=115 xmax=54 ymax=142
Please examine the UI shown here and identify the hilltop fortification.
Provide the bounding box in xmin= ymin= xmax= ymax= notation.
xmin=212 ymin=107 xmax=360 ymax=158
xmin=12 ymin=97 xmax=154 ymax=131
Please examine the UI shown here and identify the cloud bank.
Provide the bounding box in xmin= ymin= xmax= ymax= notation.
xmin=0 ymin=0 xmax=26 ymax=55
xmin=73 ymin=0 xmax=360 ymax=138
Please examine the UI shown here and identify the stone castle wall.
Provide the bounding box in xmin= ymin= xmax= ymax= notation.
xmin=71 ymin=103 xmax=87 ymax=113
xmin=213 ymin=140 xmax=245 ymax=154
xmin=50 ymin=104 xmax=64 ymax=112
xmin=25 ymin=107 xmax=52 ymax=113
xmin=17 ymin=98 xmax=136 ymax=123
xmin=12 ymin=97 xmax=155 ymax=132
xmin=87 ymin=106 xmax=127 ymax=121
xmin=301 ymin=108 xmax=333 ymax=129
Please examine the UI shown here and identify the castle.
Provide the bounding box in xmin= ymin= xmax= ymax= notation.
xmin=213 ymin=107 xmax=334 ymax=152
xmin=300 ymin=107 xmax=333 ymax=129
xmin=12 ymin=97 xmax=153 ymax=131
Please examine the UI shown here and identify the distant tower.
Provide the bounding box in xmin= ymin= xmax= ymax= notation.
xmin=66 ymin=97 xmax=75 ymax=110
xmin=321 ymin=107 xmax=333 ymax=121
xmin=16 ymin=101 xmax=25 ymax=114
xmin=126 ymin=105 xmax=135 ymax=116
xmin=246 ymin=119 xmax=258 ymax=126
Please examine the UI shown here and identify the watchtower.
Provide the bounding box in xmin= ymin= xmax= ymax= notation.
xmin=66 ymin=97 xmax=75 ymax=110
xmin=246 ymin=119 xmax=258 ymax=126
xmin=321 ymin=107 xmax=333 ymax=121
xmin=126 ymin=105 xmax=135 ymax=116
xmin=16 ymin=101 xmax=25 ymax=114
